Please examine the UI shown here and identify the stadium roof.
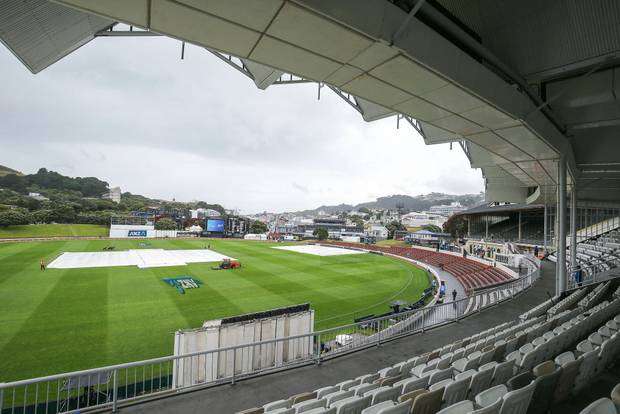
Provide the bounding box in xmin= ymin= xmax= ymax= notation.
xmin=453 ymin=203 xmax=545 ymax=217
xmin=1 ymin=0 xmax=620 ymax=205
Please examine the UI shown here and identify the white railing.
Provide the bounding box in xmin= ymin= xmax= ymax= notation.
xmin=0 ymin=266 xmax=541 ymax=414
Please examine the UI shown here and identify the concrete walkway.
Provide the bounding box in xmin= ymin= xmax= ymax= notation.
xmin=122 ymin=262 xmax=557 ymax=414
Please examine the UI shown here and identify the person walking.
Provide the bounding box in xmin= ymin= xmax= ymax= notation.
xmin=452 ymin=289 xmax=457 ymax=302
xmin=534 ymin=245 xmax=539 ymax=258
xmin=40 ymin=258 xmax=46 ymax=271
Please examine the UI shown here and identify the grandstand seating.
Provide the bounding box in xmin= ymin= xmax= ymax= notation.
xmin=238 ymin=280 xmax=620 ymax=414
xmin=323 ymin=241 xmax=514 ymax=293
xmin=552 ymin=229 xmax=620 ymax=276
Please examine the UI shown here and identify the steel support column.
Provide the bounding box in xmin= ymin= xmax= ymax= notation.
xmin=518 ymin=212 xmax=522 ymax=241
xmin=556 ymin=158 xmax=567 ymax=295
xmin=570 ymin=184 xmax=577 ymax=270
xmin=543 ymin=204 xmax=548 ymax=251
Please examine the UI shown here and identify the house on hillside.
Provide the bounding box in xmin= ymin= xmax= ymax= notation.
xmin=101 ymin=187 xmax=121 ymax=203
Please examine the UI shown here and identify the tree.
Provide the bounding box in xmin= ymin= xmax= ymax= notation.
xmin=155 ymin=217 xmax=177 ymax=230
xmin=421 ymin=224 xmax=443 ymax=233
xmin=0 ymin=210 xmax=30 ymax=227
xmin=250 ymin=220 xmax=268 ymax=234
xmin=444 ymin=216 xmax=467 ymax=238
xmin=313 ymin=228 xmax=328 ymax=240
xmin=385 ymin=220 xmax=406 ymax=239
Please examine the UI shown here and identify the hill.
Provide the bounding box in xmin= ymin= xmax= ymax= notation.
xmin=0 ymin=165 xmax=22 ymax=177
xmin=0 ymin=167 xmax=226 ymax=229
xmin=289 ymin=192 xmax=484 ymax=215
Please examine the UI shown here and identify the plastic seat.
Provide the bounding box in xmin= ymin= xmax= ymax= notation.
xmin=475 ymin=384 xmax=508 ymax=408
xmin=577 ymin=339 xmax=596 ymax=354
xmin=429 ymin=368 xmax=453 ymax=385
xmin=394 ymin=376 xmax=428 ymax=395
xmin=436 ymin=400 xmax=474 ymax=414
xmin=338 ymin=379 xmax=362 ymax=391
xmin=317 ymin=386 xmax=340 ymax=399
xmin=411 ymin=388 xmax=443 ymax=414
xmin=358 ymin=374 xmax=380 ymax=384
xmin=264 ymin=400 xmax=291 ymax=411
xmin=378 ymin=366 xmax=400 ymax=379
xmin=330 ymin=395 xmax=371 ymax=414
xmin=471 ymin=399 xmax=502 ymax=414
xmin=491 ymin=361 xmax=515 ymax=387
xmin=364 ymin=387 xmax=399 ymax=405
xmin=302 ymin=407 xmax=336 ymax=414
xmin=498 ymin=380 xmax=536 ymax=414
xmin=268 ymin=409 xmax=295 ymax=414
xmin=553 ymin=358 xmax=582 ymax=403
xmin=351 ymin=383 xmax=379 ymax=397
xmin=589 ymin=332 xmax=605 ymax=347
xmin=469 ymin=368 xmax=494 ymax=398
xmin=452 ymin=357 xmax=479 ymax=373
xmin=611 ymin=383 xmax=620 ymax=410
xmin=361 ymin=400 xmax=412 ymax=414
xmin=326 ymin=390 xmax=355 ymax=406
xmin=455 ymin=369 xmax=476 ymax=381
xmin=554 ymin=351 xmax=575 ymax=367
xmin=528 ymin=367 xmax=561 ymax=414
xmin=442 ymin=377 xmax=470 ymax=407
xmin=579 ymin=398 xmax=617 ymax=414
xmin=293 ymin=398 xmax=327 ymax=413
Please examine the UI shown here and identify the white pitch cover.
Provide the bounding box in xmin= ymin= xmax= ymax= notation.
xmin=172 ymin=309 xmax=314 ymax=388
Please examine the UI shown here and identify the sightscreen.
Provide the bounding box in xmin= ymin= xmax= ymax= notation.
xmin=206 ymin=219 xmax=225 ymax=232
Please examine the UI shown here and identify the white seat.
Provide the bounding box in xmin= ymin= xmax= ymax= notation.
xmin=326 ymin=390 xmax=355 ymax=406
xmin=361 ymin=400 xmax=412 ymax=414
xmin=264 ymin=399 xmax=291 ymax=411
xmin=500 ymin=379 xmax=536 ymax=414
xmin=363 ymin=387 xmax=399 ymax=405
xmin=454 ymin=369 xmax=476 ymax=381
xmin=442 ymin=377 xmax=470 ymax=407
xmin=338 ymin=379 xmax=362 ymax=391
xmin=577 ymin=339 xmax=597 ymax=354
xmin=436 ymin=400 xmax=474 ymax=414
xmin=351 ymin=383 xmax=379 ymax=397
xmin=330 ymin=395 xmax=371 ymax=414
xmin=294 ymin=398 xmax=327 ymax=413
xmin=469 ymin=368 xmax=494 ymax=398
xmin=394 ymin=376 xmax=428 ymax=395
xmin=269 ymin=409 xmax=295 ymax=414
xmin=479 ymin=361 xmax=498 ymax=372
xmin=378 ymin=366 xmax=400 ymax=379
xmin=357 ymin=374 xmax=380 ymax=384
xmin=304 ymin=407 xmax=337 ymax=414
xmin=475 ymin=384 xmax=508 ymax=408
xmin=491 ymin=361 xmax=514 ymax=387
xmin=554 ymin=351 xmax=576 ymax=367
xmin=429 ymin=368 xmax=453 ymax=385
xmin=471 ymin=399 xmax=502 ymax=414
xmin=589 ymin=332 xmax=605 ymax=347
xmin=452 ymin=357 xmax=478 ymax=373
xmin=317 ymin=386 xmax=340 ymax=399
xmin=579 ymin=398 xmax=617 ymax=414
xmin=429 ymin=378 xmax=452 ymax=392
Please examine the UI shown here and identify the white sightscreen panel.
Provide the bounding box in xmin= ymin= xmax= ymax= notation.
xmin=259 ymin=319 xmax=276 ymax=369
xmin=274 ymin=316 xmax=286 ymax=366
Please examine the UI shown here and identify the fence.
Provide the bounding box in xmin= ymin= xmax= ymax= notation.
xmin=0 ymin=264 xmax=541 ymax=414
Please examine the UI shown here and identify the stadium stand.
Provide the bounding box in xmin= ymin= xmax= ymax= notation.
xmin=322 ymin=242 xmax=514 ymax=293
xmin=551 ymin=229 xmax=620 ymax=281
xmin=238 ymin=280 xmax=620 ymax=414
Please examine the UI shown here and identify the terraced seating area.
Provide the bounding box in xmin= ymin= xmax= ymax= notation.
xmin=237 ymin=280 xmax=620 ymax=414
xmin=323 ymin=242 xmax=514 ymax=293
xmin=552 ymin=229 xmax=620 ymax=278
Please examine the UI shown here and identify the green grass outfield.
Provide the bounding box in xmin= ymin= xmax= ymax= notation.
xmin=0 ymin=238 xmax=430 ymax=382
xmin=0 ymin=224 xmax=108 ymax=238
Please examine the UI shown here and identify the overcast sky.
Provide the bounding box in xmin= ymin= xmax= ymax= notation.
xmin=0 ymin=35 xmax=483 ymax=214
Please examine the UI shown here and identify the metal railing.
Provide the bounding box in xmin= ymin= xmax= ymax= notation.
xmin=0 ymin=265 xmax=541 ymax=414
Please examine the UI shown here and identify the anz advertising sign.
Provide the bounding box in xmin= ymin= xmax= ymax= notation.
xmin=128 ymin=230 xmax=147 ymax=237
